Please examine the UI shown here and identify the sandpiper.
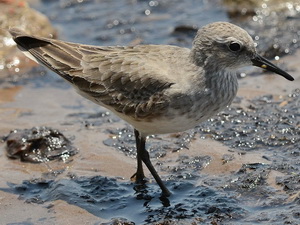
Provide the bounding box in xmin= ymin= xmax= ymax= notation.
xmin=9 ymin=22 xmax=294 ymax=197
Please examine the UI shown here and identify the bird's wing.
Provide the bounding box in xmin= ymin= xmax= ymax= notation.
xmin=9 ymin=28 xmax=174 ymax=119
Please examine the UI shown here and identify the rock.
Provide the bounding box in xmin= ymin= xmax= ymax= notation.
xmin=0 ymin=0 xmax=57 ymax=78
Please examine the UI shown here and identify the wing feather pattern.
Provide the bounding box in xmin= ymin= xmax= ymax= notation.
xmin=9 ymin=28 xmax=174 ymax=119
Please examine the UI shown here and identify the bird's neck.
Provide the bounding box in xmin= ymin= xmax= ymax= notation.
xmin=189 ymin=47 xmax=238 ymax=103
xmin=204 ymin=68 xmax=239 ymax=107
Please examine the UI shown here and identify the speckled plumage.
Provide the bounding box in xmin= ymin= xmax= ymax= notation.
xmin=9 ymin=22 xmax=293 ymax=196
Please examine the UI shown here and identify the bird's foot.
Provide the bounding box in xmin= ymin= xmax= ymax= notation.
xmin=130 ymin=172 xmax=148 ymax=184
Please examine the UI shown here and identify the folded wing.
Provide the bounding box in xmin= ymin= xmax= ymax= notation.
xmin=9 ymin=28 xmax=174 ymax=119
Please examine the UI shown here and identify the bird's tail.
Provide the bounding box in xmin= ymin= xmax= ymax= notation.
xmin=9 ymin=28 xmax=82 ymax=82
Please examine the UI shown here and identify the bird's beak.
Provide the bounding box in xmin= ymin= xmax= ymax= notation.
xmin=251 ymin=54 xmax=294 ymax=81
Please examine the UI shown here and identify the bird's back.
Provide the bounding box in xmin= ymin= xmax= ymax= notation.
xmin=9 ymin=29 xmax=203 ymax=123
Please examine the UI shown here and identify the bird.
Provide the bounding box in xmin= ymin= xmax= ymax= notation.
xmin=9 ymin=22 xmax=294 ymax=197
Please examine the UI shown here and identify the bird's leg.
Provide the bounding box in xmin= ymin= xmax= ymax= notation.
xmin=131 ymin=129 xmax=145 ymax=183
xmin=136 ymin=130 xmax=171 ymax=197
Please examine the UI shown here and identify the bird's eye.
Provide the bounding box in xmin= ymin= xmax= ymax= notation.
xmin=228 ymin=42 xmax=241 ymax=52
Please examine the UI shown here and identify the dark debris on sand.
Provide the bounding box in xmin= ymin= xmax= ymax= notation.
xmin=4 ymin=126 xmax=78 ymax=163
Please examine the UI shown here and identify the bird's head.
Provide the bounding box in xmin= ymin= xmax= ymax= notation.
xmin=191 ymin=22 xmax=294 ymax=81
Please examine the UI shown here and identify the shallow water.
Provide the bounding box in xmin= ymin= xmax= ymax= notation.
xmin=0 ymin=0 xmax=300 ymax=224
xmin=35 ymin=0 xmax=226 ymax=46
xmin=34 ymin=0 xmax=300 ymax=58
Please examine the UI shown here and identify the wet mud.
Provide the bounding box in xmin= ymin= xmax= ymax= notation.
xmin=0 ymin=0 xmax=299 ymax=224
xmin=2 ymin=176 xmax=247 ymax=224
xmin=198 ymin=90 xmax=299 ymax=151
